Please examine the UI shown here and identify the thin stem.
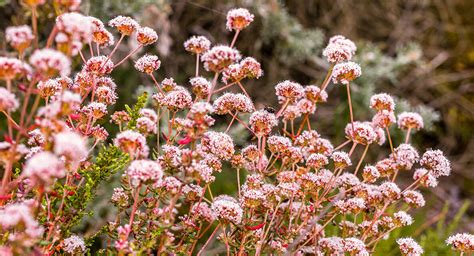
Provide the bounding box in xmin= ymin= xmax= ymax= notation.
xmin=354 ymin=144 xmax=369 ymax=175
xmin=207 ymin=72 xmax=220 ymax=102
xmin=225 ymin=112 xmax=237 ymax=133
xmin=31 ymin=7 xmax=38 ymax=48
xmin=346 ymin=83 xmax=355 ymax=134
xmin=385 ymin=126 xmax=395 ymax=155
xmin=230 ymin=30 xmax=240 ymax=48
xmin=197 ymin=223 xmax=221 ymax=256
xmin=114 ymin=45 xmax=141 ymax=67
xmin=348 ymin=142 xmax=358 ymax=157
xmin=107 ymin=34 xmax=125 ymax=60
xmin=195 ymin=54 xmax=200 ymax=77
xmin=405 ymin=127 xmax=412 ymax=144
xmin=335 ymin=140 xmax=351 ymax=151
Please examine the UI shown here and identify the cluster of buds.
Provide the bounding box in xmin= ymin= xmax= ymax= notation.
xmin=0 ymin=3 xmax=466 ymax=256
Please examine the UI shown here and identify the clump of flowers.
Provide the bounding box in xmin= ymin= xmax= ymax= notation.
xmin=0 ymin=3 xmax=463 ymax=256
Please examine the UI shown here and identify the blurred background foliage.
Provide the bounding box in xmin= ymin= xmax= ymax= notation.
xmin=1 ymin=0 xmax=473 ymax=254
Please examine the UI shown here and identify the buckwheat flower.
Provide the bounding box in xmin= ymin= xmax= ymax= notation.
xmin=314 ymin=138 xmax=334 ymax=156
xmin=54 ymin=131 xmax=88 ymax=162
xmin=373 ymin=125 xmax=386 ymax=145
xmin=0 ymin=57 xmax=27 ymax=80
xmin=335 ymin=197 xmax=366 ymax=214
xmin=23 ymin=152 xmax=65 ymax=186
xmin=221 ymin=63 xmax=244 ymax=84
xmin=277 ymin=182 xmax=301 ymax=198
xmin=345 ymin=121 xmax=377 ymax=145
xmin=343 ymin=237 xmax=368 ymax=256
xmin=336 ymin=173 xmax=360 ymax=189
xmin=182 ymin=184 xmax=205 ymax=200
xmin=304 ymin=85 xmax=328 ymax=103
xmin=63 ymin=235 xmax=86 ymax=254
xmin=332 ymin=61 xmax=362 ymax=85
xmin=96 ymin=86 xmax=117 ymax=105
xmin=111 ymin=111 xmax=130 ymax=125
xmin=331 ymin=151 xmax=352 ymax=169
xmin=211 ymin=195 xmax=243 ymax=224
xmin=375 ymin=158 xmax=397 ymax=177
xmin=136 ymin=26 xmax=158 ymax=46
xmin=6 ymin=25 xmax=34 ymax=52
xmin=446 ymin=233 xmax=474 ymax=252
xmin=27 ymin=129 xmax=45 ymax=146
xmin=83 ymin=102 xmax=107 ymax=119
xmin=190 ymin=76 xmax=211 ymax=99
xmin=420 ymin=149 xmax=451 ymax=177
xmin=108 ymin=16 xmax=139 ymax=35
xmin=372 ymin=110 xmax=396 ymax=128
xmin=362 ymin=165 xmax=380 ymax=183
xmin=379 ymin=182 xmax=401 ymax=201
xmin=297 ymin=98 xmax=316 ymax=114
xmin=306 ymin=153 xmax=329 ymax=169
xmin=111 ymin=187 xmax=129 ymax=207
xmin=397 ymin=237 xmax=424 ymax=256
xmin=190 ymin=202 xmax=216 ymax=222
xmin=126 ymin=160 xmax=163 ymax=187
xmin=201 ymin=45 xmax=241 ymax=72
xmin=240 ymin=57 xmax=263 ymax=79
xmin=184 ymin=35 xmax=211 ymax=54
xmin=241 ymin=145 xmax=260 ymax=162
xmin=294 ymin=130 xmax=320 ymax=147
xmin=370 ymin=93 xmax=395 ymax=112
xmin=37 ymin=79 xmax=62 ymax=98
xmin=85 ymin=55 xmax=114 ymax=75
xmin=397 ymin=112 xmax=424 ymax=130
xmin=249 ymin=109 xmax=278 ymax=137
xmin=0 ymin=87 xmax=19 ymax=112
xmin=226 ymin=8 xmax=254 ymax=31
xmin=136 ymin=117 xmax=156 ymax=135
xmin=267 ymin=135 xmax=292 ymax=154
xmin=29 ymin=49 xmax=71 ymax=77
xmin=0 ymin=203 xmax=44 ymax=244
xmin=135 ymin=54 xmax=161 ymax=74
xmin=156 ymin=176 xmax=182 ymax=193
xmin=213 ymin=93 xmax=254 ymax=114
xmin=359 ymin=220 xmax=379 ymax=237
xmin=189 ymin=102 xmax=213 ymax=118
xmin=392 ymin=143 xmax=419 ymax=170
xmin=402 ymin=190 xmax=425 ymax=208
xmin=92 ymin=27 xmax=114 ymax=47
xmin=201 ymin=131 xmax=235 ymax=160
xmin=163 ymin=88 xmax=193 ymax=110
xmin=114 ymin=130 xmax=149 ymax=158
xmin=319 ymin=237 xmax=344 ymax=255
xmin=241 ymin=188 xmax=265 ymax=208
xmin=413 ymin=168 xmax=438 ymax=187
xmin=394 ymin=211 xmax=413 ymax=227
xmin=160 ymin=77 xmax=177 ymax=92
xmin=56 ymin=12 xmax=94 ymax=42
xmin=275 ymin=80 xmax=304 ymax=103
xmin=322 ymin=35 xmax=357 ymax=63
xmin=282 ymin=105 xmax=301 ymax=121
xmin=90 ymin=126 xmax=109 ymax=142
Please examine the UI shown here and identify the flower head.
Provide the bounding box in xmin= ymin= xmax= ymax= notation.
xmin=184 ymin=35 xmax=211 ymax=54
xmin=135 ymin=55 xmax=161 ymax=74
xmin=397 ymin=237 xmax=423 ymax=256
xmin=136 ymin=26 xmax=158 ymax=46
xmin=332 ymin=61 xmax=362 ymax=85
xmin=201 ymin=45 xmax=241 ymax=72
xmin=6 ymin=25 xmax=34 ymax=52
xmin=323 ymin=35 xmax=357 ymax=63
xmin=126 ymin=160 xmax=163 ymax=187
xmin=63 ymin=235 xmax=86 ymax=254
xmin=0 ymin=87 xmax=19 ymax=112
xmin=249 ymin=109 xmax=278 ymax=137
xmin=109 ymin=16 xmax=139 ymax=35
xmin=397 ymin=112 xmax=424 ymax=130
xmin=226 ymin=8 xmax=254 ymax=31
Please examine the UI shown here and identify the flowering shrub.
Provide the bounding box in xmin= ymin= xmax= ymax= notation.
xmin=0 ymin=1 xmax=471 ymax=255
